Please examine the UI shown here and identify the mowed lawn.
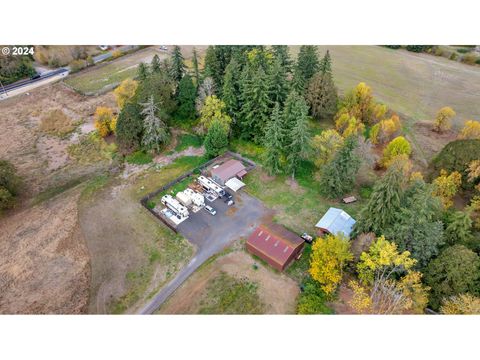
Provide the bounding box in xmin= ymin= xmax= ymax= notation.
xmin=290 ymin=46 xmax=480 ymax=126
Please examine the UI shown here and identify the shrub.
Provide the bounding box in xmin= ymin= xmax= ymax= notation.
xmin=381 ymin=136 xmax=411 ymax=167
xmin=456 ymin=48 xmax=471 ymax=54
xmin=459 ymin=120 xmax=480 ymax=140
xmin=461 ymin=53 xmax=478 ymax=65
xmin=112 ymin=50 xmax=122 ymax=59
xmin=406 ymin=45 xmax=427 ymax=53
xmin=0 ymin=160 xmax=21 ymax=211
xmin=450 ymin=53 xmax=458 ymax=61
xmin=94 ymin=107 xmax=115 ymax=137
xmin=69 ymin=59 xmax=86 ymax=73
xmin=476 ymin=59 xmax=480 ymax=65
xmin=39 ymin=109 xmax=75 ymax=136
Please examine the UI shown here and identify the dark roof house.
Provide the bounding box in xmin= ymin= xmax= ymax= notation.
xmin=210 ymin=159 xmax=247 ymax=186
xmin=246 ymin=223 xmax=304 ymax=271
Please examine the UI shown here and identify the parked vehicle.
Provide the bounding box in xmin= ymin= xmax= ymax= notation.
xmin=301 ymin=233 xmax=313 ymax=243
xmin=30 ymin=73 xmax=41 ymax=80
xmin=226 ymin=199 xmax=235 ymax=206
xmin=224 ymin=191 xmax=233 ymax=200
xmin=204 ymin=205 xmax=217 ymax=215
xmin=159 ymin=46 xmax=168 ymax=51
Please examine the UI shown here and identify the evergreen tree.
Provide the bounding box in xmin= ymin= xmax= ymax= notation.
xmin=204 ymin=119 xmax=229 ymax=157
xmin=319 ymin=50 xmax=332 ymax=75
xmin=204 ymin=46 xmax=222 ymax=92
xmin=171 ymin=45 xmax=186 ymax=83
xmin=271 ymin=45 xmax=292 ymax=73
xmin=319 ymin=136 xmax=361 ymax=198
xmin=263 ymin=103 xmax=285 ymax=175
xmin=151 ymin=54 xmax=161 ymax=73
xmin=386 ymin=179 xmax=445 ymax=268
xmin=445 ymin=211 xmax=474 ymax=246
xmin=292 ymin=45 xmax=319 ymax=93
xmin=282 ymin=91 xmax=305 ymax=143
xmin=268 ymin=58 xmax=290 ymax=106
xmin=137 ymin=62 xmax=149 ymax=81
xmin=306 ymin=71 xmax=338 ymax=121
xmin=141 ymin=96 xmax=169 ymax=153
xmin=353 ymin=160 xmax=406 ymax=236
xmin=285 ymin=95 xmax=311 ymax=178
xmin=239 ymin=65 xmax=271 ymax=143
xmin=192 ymin=47 xmax=200 ymax=87
xmin=222 ymin=59 xmax=241 ymax=121
xmin=176 ymin=74 xmax=196 ymax=120
xmin=136 ymin=72 xmax=176 ymax=116
xmin=116 ymin=102 xmax=144 ymax=153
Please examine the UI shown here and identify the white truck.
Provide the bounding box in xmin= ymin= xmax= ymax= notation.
xmin=197 ymin=175 xmax=225 ymax=197
xmin=161 ymin=194 xmax=189 ymax=218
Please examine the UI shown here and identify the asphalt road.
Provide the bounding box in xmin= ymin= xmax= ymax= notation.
xmin=137 ymin=191 xmax=269 ymax=314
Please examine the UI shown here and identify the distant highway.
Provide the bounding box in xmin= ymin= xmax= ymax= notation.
xmin=0 ymin=68 xmax=69 ymax=95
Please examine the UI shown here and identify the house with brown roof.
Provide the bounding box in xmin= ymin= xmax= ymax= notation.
xmin=210 ymin=159 xmax=247 ymax=186
xmin=246 ymin=223 xmax=304 ymax=271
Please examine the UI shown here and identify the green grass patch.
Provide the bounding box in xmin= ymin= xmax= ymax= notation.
xmin=125 ymin=150 xmax=153 ymax=165
xmin=80 ymin=174 xmax=111 ymax=202
xmin=229 ymin=139 xmax=265 ymax=163
xmin=174 ymin=133 xmax=203 ymax=152
xmin=32 ymin=175 xmax=89 ymax=205
xmin=359 ymin=185 xmax=373 ymax=200
xmin=198 ymin=272 xmax=265 ymax=314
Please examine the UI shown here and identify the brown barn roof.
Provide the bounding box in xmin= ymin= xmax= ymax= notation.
xmin=246 ymin=224 xmax=303 ymax=267
xmin=211 ymin=159 xmax=246 ymax=182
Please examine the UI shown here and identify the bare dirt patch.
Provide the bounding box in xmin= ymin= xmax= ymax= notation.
xmin=158 ymin=250 xmax=299 ymax=314
xmin=0 ymin=188 xmax=90 ymax=314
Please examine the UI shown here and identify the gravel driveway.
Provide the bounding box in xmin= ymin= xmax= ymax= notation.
xmin=138 ymin=191 xmax=269 ymax=314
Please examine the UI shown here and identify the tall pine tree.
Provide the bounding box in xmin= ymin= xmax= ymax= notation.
xmin=292 ymin=45 xmax=319 ymax=93
xmin=268 ymin=58 xmax=290 ymax=106
xmin=271 ymin=45 xmax=292 ymax=73
xmin=263 ymin=103 xmax=286 ymax=175
xmin=319 ymin=50 xmax=332 ymax=75
xmin=137 ymin=62 xmax=149 ymax=81
xmin=319 ymin=136 xmax=361 ymax=198
xmin=285 ymin=94 xmax=311 ymax=178
xmin=222 ymin=58 xmax=241 ymax=122
xmin=151 ymin=54 xmax=161 ymax=73
xmin=306 ymin=71 xmax=338 ymax=121
xmin=141 ymin=96 xmax=169 ymax=153
xmin=176 ymin=74 xmax=196 ymax=120
xmin=239 ymin=65 xmax=271 ymax=143
xmin=171 ymin=45 xmax=186 ymax=83
xmin=192 ymin=47 xmax=200 ymax=87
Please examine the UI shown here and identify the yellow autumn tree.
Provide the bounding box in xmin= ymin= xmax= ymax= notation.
xmin=114 ymin=78 xmax=138 ymax=109
xmin=467 ymin=196 xmax=480 ymax=230
xmin=311 ymin=129 xmax=344 ymax=168
xmin=433 ymin=106 xmax=456 ymax=133
xmin=198 ymin=95 xmax=232 ymax=135
xmin=381 ymin=136 xmax=412 ymax=167
xmin=370 ymin=114 xmax=401 ymax=145
xmin=432 ymin=169 xmax=462 ymax=209
xmin=94 ymin=107 xmax=115 ymax=137
xmin=309 ymin=234 xmax=353 ymax=296
xmin=349 ymin=236 xmax=429 ymax=314
xmin=440 ymin=294 xmax=480 ymax=314
xmin=467 ymin=160 xmax=480 ymax=186
xmin=459 ymin=120 xmax=480 ymax=139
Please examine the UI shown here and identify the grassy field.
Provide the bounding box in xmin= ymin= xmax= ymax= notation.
xmin=64 ymin=47 xmax=167 ymax=94
xmin=290 ymin=46 xmax=480 ymax=126
xmin=78 ymin=155 xmax=214 ymax=313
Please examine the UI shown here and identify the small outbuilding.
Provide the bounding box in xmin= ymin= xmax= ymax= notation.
xmin=246 ymin=223 xmax=304 ymax=271
xmin=225 ymin=177 xmax=246 ymax=192
xmin=315 ymin=207 xmax=356 ymax=238
xmin=210 ymin=159 xmax=247 ymax=186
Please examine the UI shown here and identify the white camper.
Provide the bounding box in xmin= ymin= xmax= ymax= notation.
xmin=176 ymin=191 xmax=192 ymax=207
xmin=161 ymin=194 xmax=189 ymax=218
xmin=184 ymin=188 xmax=205 ymax=207
xmin=197 ymin=175 xmax=225 ymax=196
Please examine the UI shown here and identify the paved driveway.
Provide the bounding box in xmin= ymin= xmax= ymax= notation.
xmin=138 ymin=191 xmax=269 ymax=314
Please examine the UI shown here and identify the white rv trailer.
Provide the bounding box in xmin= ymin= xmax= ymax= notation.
xmin=161 ymin=194 xmax=189 ymax=218
xmin=184 ymin=188 xmax=205 ymax=207
xmin=175 ymin=191 xmax=192 ymax=207
xmin=197 ymin=175 xmax=225 ymax=196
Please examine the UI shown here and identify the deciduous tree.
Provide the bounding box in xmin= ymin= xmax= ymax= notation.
xmin=311 ymin=129 xmax=344 ymax=168
xmin=198 ymin=95 xmax=232 ymax=135
xmin=94 ymin=107 xmax=115 ymax=137
xmin=196 ymin=77 xmax=216 ymax=113
xmin=309 ymin=234 xmax=353 ymax=295
xmin=114 ymin=78 xmax=138 ymax=109
xmin=459 ymin=120 xmax=480 ymax=139
xmin=440 ymin=294 xmax=480 ymax=314
xmin=432 ymin=169 xmax=462 ymax=209
xmin=424 ymin=245 xmax=480 ymax=310
xmin=381 ymin=136 xmax=412 ymax=167
xmin=433 ymin=106 xmax=456 ymax=133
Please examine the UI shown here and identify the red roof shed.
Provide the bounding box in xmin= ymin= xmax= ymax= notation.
xmin=246 ymin=224 xmax=304 ymax=271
